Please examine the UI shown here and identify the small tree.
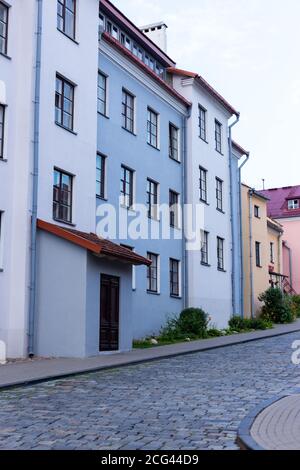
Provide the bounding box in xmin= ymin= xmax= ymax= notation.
xmin=177 ymin=308 xmax=209 ymax=338
xmin=259 ymin=287 xmax=294 ymax=324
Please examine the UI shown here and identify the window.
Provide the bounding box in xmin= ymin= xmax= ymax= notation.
xmin=199 ymin=105 xmax=207 ymax=141
xmin=96 ymin=153 xmax=106 ymax=199
xmin=112 ymin=25 xmax=118 ymax=39
xmin=169 ymin=124 xmax=179 ymax=161
xmin=217 ymin=237 xmax=225 ymax=271
xmin=199 ymin=167 xmax=208 ymax=203
xmin=254 ymin=205 xmax=260 ymax=218
xmin=0 ymin=1 xmax=8 ymax=55
xmin=169 ymin=190 xmax=179 ymax=228
xmin=270 ymin=242 xmax=274 ymax=264
xmin=120 ymin=165 xmax=134 ymax=208
xmin=216 ymin=178 xmax=223 ymax=211
xmin=170 ymin=258 xmax=180 ymax=297
xmin=201 ymin=230 xmax=209 ymax=265
xmin=0 ymin=104 xmax=4 ymax=159
xmin=106 ymin=20 xmax=112 ymax=35
xmin=255 ymin=241 xmax=261 ymax=267
xmin=121 ymin=244 xmax=136 ymax=290
xmin=53 ymin=169 xmax=73 ymax=223
xmin=0 ymin=211 xmax=3 ymax=270
xmin=98 ymin=72 xmax=107 ymax=116
xmin=288 ymin=199 xmax=299 ymax=210
xmin=147 ymin=179 xmax=158 ymax=219
xmin=147 ymin=108 xmax=159 ymax=148
xmin=57 ymin=0 xmax=76 ymax=40
xmin=215 ymin=120 xmax=222 ymax=153
xmin=55 ymin=75 xmax=75 ymax=131
xmin=147 ymin=252 xmax=159 ymax=293
xmin=122 ymin=89 xmax=135 ymax=133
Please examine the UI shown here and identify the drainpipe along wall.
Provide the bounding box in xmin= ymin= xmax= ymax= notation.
xmin=182 ymin=106 xmax=191 ymax=308
xmin=28 ymin=0 xmax=43 ymax=357
xmin=238 ymin=153 xmax=250 ymax=318
xmin=249 ymin=190 xmax=255 ymax=319
xmin=228 ymin=114 xmax=240 ymax=316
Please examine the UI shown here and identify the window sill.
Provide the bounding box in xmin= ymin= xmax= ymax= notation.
xmin=216 ymin=149 xmax=224 ymax=156
xmin=148 ymin=216 xmax=160 ymax=222
xmin=53 ymin=218 xmax=76 ymax=227
xmin=256 ymin=265 xmax=263 ymax=269
xmin=170 ymin=225 xmax=181 ymax=231
xmin=96 ymin=195 xmax=108 ymax=202
xmin=0 ymin=158 xmax=7 ymax=163
xmin=200 ymin=199 xmax=209 ymax=206
xmin=122 ymin=126 xmax=136 ymax=136
xmin=147 ymin=290 xmax=161 ymax=296
xmin=120 ymin=204 xmax=136 ymax=214
xmin=0 ymin=268 xmax=3 ymax=273
xmin=170 ymin=295 xmax=182 ymax=300
xmin=169 ymin=156 xmax=181 ymax=164
xmin=0 ymin=51 xmax=11 ymax=60
xmin=201 ymin=262 xmax=211 ymax=268
xmin=55 ymin=122 xmax=77 ymax=136
xmin=200 ymin=137 xmax=209 ymax=144
xmin=147 ymin=142 xmax=160 ymax=151
xmin=98 ymin=112 xmax=110 ymax=119
xmin=57 ymin=28 xmax=79 ymax=45
xmin=217 ymin=268 xmax=226 ymax=273
xmin=216 ymin=208 xmax=225 ymax=214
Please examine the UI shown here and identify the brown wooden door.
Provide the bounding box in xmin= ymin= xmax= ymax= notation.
xmin=100 ymin=275 xmax=120 ymax=352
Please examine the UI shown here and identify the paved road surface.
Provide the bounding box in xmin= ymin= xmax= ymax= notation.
xmin=0 ymin=332 xmax=299 ymax=450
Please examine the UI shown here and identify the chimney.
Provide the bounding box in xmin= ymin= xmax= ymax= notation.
xmin=140 ymin=22 xmax=168 ymax=53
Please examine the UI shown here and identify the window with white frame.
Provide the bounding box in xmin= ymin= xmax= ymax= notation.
xmin=288 ymin=199 xmax=299 ymax=210
xmin=98 ymin=72 xmax=107 ymax=116
xmin=120 ymin=165 xmax=134 ymax=208
xmin=199 ymin=105 xmax=207 ymax=141
xmin=169 ymin=124 xmax=179 ymax=161
xmin=147 ymin=108 xmax=159 ymax=148
xmin=216 ymin=178 xmax=223 ymax=211
xmin=217 ymin=237 xmax=225 ymax=271
xmin=147 ymin=252 xmax=159 ymax=293
xmin=215 ymin=120 xmax=222 ymax=154
xmin=169 ymin=190 xmax=179 ymax=228
xmin=147 ymin=179 xmax=158 ymax=220
xmin=53 ymin=169 xmax=73 ymax=224
xmin=201 ymin=230 xmax=209 ymax=265
xmin=170 ymin=258 xmax=180 ymax=297
xmin=199 ymin=167 xmax=208 ymax=203
xmin=0 ymin=104 xmax=5 ymax=159
xmin=57 ymin=0 xmax=76 ymax=40
xmin=0 ymin=1 xmax=8 ymax=55
xmin=122 ymin=89 xmax=135 ymax=133
xmin=55 ymin=74 xmax=75 ymax=131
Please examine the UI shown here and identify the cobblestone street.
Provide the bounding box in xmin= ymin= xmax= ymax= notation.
xmin=0 ymin=332 xmax=300 ymax=450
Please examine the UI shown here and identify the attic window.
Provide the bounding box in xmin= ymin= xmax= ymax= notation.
xmin=288 ymin=199 xmax=299 ymax=210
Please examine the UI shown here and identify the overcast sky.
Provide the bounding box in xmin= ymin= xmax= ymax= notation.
xmin=114 ymin=0 xmax=300 ymax=190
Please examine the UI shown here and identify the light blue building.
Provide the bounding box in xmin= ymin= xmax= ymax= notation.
xmin=97 ymin=0 xmax=190 ymax=342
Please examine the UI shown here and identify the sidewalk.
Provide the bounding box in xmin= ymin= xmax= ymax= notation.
xmin=1 ymin=320 xmax=300 ymax=390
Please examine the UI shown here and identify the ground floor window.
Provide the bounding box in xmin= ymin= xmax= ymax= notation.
xmin=170 ymin=258 xmax=180 ymax=297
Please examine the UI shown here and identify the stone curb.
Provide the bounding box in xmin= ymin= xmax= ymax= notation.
xmin=1 ymin=324 xmax=300 ymax=392
xmin=237 ymin=387 xmax=300 ymax=450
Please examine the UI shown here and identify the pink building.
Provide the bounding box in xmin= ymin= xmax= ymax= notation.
xmin=260 ymin=186 xmax=300 ymax=294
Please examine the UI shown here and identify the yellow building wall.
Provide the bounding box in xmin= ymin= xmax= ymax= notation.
xmin=242 ymin=185 xmax=270 ymax=318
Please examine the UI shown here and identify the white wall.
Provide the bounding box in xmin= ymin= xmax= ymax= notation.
xmin=173 ymin=76 xmax=233 ymax=328
xmin=0 ymin=0 xmax=36 ymax=357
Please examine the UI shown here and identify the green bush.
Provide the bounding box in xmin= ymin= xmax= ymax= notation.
xmin=229 ymin=315 xmax=273 ymax=331
xmin=291 ymin=295 xmax=300 ymax=318
xmin=177 ymin=308 xmax=209 ymax=338
xmin=207 ymin=328 xmax=223 ymax=337
xmin=258 ymin=287 xmax=294 ymax=324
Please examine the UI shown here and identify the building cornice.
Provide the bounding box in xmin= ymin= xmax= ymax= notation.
xmin=100 ymin=36 xmax=190 ymax=114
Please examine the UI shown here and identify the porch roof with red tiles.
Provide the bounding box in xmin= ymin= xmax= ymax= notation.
xmin=37 ymin=219 xmax=151 ymax=266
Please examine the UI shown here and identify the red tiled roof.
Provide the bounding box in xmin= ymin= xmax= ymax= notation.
xmin=37 ymin=219 xmax=151 ymax=266
xmin=167 ymin=67 xmax=239 ymax=116
xmin=232 ymin=141 xmax=249 ymax=156
xmin=260 ymin=185 xmax=300 ymax=219
xmin=101 ymin=0 xmax=176 ymax=67
xmin=102 ymin=33 xmax=191 ymax=108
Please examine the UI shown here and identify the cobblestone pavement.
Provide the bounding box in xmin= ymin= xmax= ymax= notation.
xmin=0 ymin=332 xmax=300 ymax=450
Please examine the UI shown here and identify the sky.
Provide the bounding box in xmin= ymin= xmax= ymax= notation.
xmin=114 ymin=0 xmax=300 ymax=190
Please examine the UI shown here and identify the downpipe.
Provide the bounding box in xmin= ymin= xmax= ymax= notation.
xmin=238 ymin=153 xmax=250 ymax=318
xmin=28 ymin=0 xmax=43 ymax=357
